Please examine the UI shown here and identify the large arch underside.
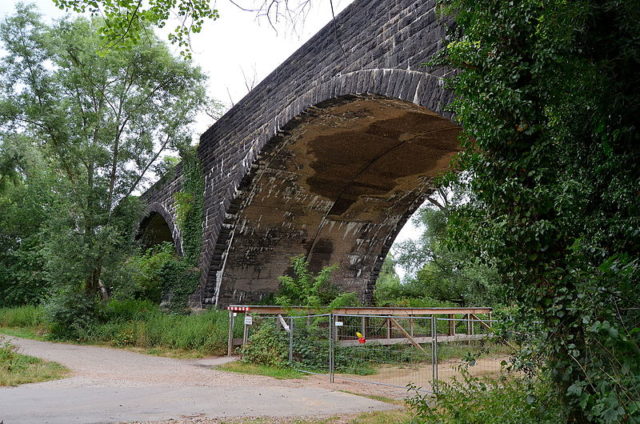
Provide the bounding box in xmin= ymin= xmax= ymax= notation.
xmin=212 ymin=95 xmax=460 ymax=305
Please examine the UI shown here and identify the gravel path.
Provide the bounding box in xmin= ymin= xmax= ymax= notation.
xmin=0 ymin=336 xmax=395 ymax=424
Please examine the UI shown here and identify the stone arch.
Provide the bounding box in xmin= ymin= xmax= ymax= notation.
xmin=138 ymin=202 xmax=183 ymax=256
xmin=204 ymin=69 xmax=459 ymax=306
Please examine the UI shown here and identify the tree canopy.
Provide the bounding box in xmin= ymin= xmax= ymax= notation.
xmin=0 ymin=4 xmax=208 ymax=301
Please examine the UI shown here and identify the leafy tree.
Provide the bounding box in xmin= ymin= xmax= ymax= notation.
xmin=52 ymin=0 xmax=219 ymax=58
xmin=373 ymin=254 xmax=401 ymax=303
xmin=49 ymin=0 xmax=329 ymax=58
xmin=436 ymin=0 xmax=640 ymax=421
xmin=392 ymin=193 xmax=502 ymax=307
xmin=0 ymin=5 xmax=208 ymax=300
xmin=0 ymin=138 xmax=54 ymax=306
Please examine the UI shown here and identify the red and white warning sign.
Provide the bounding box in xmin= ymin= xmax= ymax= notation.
xmin=228 ymin=306 xmax=250 ymax=312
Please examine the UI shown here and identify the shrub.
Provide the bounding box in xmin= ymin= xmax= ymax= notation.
xmin=406 ymin=371 xmax=566 ymax=424
xmin=118 ymin=243 xmax=199 ymax=312
xmin=241 ymin=321 xmax=288 ymax=368
xmin=275 ymin=256 xmax=351 ymax=308
xmin=44 ymin=288 xmax=102 ymax=341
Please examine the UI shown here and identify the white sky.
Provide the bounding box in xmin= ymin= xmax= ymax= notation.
xmin=0 ymin=0 xmax=422 ymax=271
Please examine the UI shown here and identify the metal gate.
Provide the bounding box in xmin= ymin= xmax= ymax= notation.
xmin=230 ymin=308 xmax=503 ymax=395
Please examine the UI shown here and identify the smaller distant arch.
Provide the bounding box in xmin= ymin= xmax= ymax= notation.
xmin=137 ymin=202 xmax=183 ymax=255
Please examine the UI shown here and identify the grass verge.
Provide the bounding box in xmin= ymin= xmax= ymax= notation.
xmin=0 ymin=304 xmax=232 ymax=357
xmin=216 ymin=361 xmax=306 ymax=379
xmin=0 ymin=337 xmax=69 ymax=386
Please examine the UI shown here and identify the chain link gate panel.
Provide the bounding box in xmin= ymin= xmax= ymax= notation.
xmin=331 ymin=314 xmax=438 ymax=393
xmin=230 ymin=309 xmax=506 ymax=398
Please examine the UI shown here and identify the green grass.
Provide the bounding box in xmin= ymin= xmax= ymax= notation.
xmin=0 ymin=304 xmax=232 ymax=357
xmin=90 ymin=308 xmax=230 ymax=355
xmin=437 ymin=340 xmax=513 ymax=362
xmin=0 ymin=326 xmax=47 ymax=340
xmin=0 ymin=305 xmax=46 ymax=328
xmin=216 ymin=361 xmax=306 ymax=379
xmin=0 ymin=337 xmax=69 ymax=386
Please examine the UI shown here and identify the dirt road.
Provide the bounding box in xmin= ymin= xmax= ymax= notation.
xmin=0 ymin=336 xmax=394 ymax=424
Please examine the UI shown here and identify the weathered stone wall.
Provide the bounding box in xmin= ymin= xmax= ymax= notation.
xmin=143 ymin=0 xmax=456 ymax=307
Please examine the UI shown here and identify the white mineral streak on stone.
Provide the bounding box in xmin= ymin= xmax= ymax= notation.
xmin=327 ymin=221 xmax=335 ymax=232
xmin=413 ymin=79 xmax=422 ymax=105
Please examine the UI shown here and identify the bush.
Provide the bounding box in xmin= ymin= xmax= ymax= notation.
xmin=117 ymin=243 xmax=199 ymax=312
xmin=275 ymin=256 xmax=356 ymax=309
xmin=0 ymin=301 xmax=230 ymax=356
xmin=406 ymin=371 xmax=566 ymax=424
xmin=44 ymin=288 xmax=103 ymax=341
xmin=241 ymin=321 xmax=288 ymax=368
xmin=88 ymin=308 xmax=229 ymax=354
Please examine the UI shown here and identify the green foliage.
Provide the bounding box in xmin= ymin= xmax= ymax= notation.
xmin=102 ymin=299 xmax=158 ymax=322
xmin=435 ymin=0 xmax=640 ymax=421
xmin=216 ymin=361 xmax=305 ymax=380
xmin=115 ymin=242 xmax=199 ymax=312
xmin=407 ymin=372 xmax=566 ymax=424
xmin=90 ymin=306 xmax=228 ymax=353
xmin=241 ymin=321 xmax=289 ymax=368
xmin=275 ymin=256 xmax=358 ymax=309
xmin=174 ymin=145 xmax=205 ymax=266
xmin=0 ymin=138 xmax=54 ymax=306
xmin=44 ymin=288 xmax=103 ymax=340
xmin=118 ymin=243 xmax=176 ymax=302
xmin=0 ymin=336 xmax=68 ymax=386
xmin=52 ymin=0 xmax=219 ymax=59
xmin=375 ymin=254 xmax=460 ymax=308
xmin=0 ymin=4 xmax=208 ymax=300
xmin=0 ymin=305 xmax=46 ymax=328
xmin=156 ymin=254 xmax=200 ymax=313
xmin=392 ymin=202 xmax=502 ymax=307
xmin=0 ymin=303 xmax=230 ymax=356
xmin=374 ymin=254 xmax=401 ymax=301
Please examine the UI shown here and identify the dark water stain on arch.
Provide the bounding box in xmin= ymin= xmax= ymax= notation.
xmin=304 ymin=98 xmax=461 ymax=218
xmin=214 ymin=95 xmax=461 ymax=305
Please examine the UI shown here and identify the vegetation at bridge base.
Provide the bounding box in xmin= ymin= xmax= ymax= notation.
xmin=174 ymin=146 xmax=206 ymax=268
xmin=428 ymin=0 xmax=640 ymax=421
xmin=0 ymin=302 xmax=230 ymax=357
xmin=275 ymin=256 xmax=359 ymax=310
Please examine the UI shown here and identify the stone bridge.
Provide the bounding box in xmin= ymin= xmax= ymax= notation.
xmin=140 ymin=0 xmax=460 ymax=307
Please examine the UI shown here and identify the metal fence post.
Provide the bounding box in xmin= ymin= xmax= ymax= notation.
xmin=227 ymin=310 xmax=235 ymax=356
xmin=431 ymin=315 xmax=439 ymax=394
xmin=242 ymin=314 xmax=249 ymax=348
xmin=329 ymin=314 xmax=335 ymax=383
xmin=288 ymin=316 xmax=294 ymax=364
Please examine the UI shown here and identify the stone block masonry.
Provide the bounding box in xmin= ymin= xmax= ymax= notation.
xmin=141 ymin=0 xmax=459 ymax=307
